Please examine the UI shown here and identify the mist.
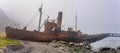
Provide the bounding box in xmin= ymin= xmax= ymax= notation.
xmin=0 ymin=0 xmax=120 ymax=34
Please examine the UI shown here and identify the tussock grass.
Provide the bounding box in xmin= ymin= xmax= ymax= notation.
xmin=0 ymin=36 xmax=19 ymax=47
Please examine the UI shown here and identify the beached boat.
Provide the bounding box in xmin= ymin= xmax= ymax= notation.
xmin=5 ymin=5 xmax=82 ymax=42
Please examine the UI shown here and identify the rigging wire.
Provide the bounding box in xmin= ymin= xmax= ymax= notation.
xmin=25 ymin=11 xmax=50 ymax=28
xmin=39 ymin=16 xmax=49 ymax=30
xmin=25 ymin=10 xmax=39 ymax=27
xmin=24 ymin=0 xmax=49 ymax=29
xmin=24 ymin=0 xmax=40 ymax=27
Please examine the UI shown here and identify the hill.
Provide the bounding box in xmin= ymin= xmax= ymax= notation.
xmin=0 ymin=8 xmax=15 ymax=33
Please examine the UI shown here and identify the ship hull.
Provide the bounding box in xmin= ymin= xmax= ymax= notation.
xmin=6 ymin=26 xmax=108 ymax=43
xmin=5 ymin=26 xmax=75 ymax=42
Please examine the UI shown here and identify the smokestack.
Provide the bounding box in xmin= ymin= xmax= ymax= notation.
xmin=57 ymin=12 xmax=62 ymax=31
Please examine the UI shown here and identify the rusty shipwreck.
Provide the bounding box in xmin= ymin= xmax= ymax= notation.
xmin=5 ymin=5 xmax=83 ymax=42
xmin=5 ymin=5 xmax=112 ymax=43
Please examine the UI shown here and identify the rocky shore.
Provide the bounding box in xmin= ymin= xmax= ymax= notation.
xmin=0 ymin=40 xmax=120 ymax=53
xmin=2 ymin=40 xmax=66 ymax=53
xmin=0 ymin=40 xmax=90 ymax=53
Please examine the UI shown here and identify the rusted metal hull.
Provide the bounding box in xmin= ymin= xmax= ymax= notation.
xmin=5 ymin=26 xmax=111 ymax=43
xmin=5 ymin=26 xmax=78 ymax=42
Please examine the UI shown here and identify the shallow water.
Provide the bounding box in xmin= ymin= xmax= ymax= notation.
xmin=91 ymin=37 xmax=120 ymax=50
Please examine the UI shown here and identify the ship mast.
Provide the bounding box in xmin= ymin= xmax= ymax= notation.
xmin=38 ymin=4 xmax=43 ymax=31
xmin=75 ymin=12 xmax=77 ymax=31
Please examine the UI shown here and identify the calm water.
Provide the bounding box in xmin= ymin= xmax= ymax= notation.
xmin=91 ymin=37 xmax=120 ymax=50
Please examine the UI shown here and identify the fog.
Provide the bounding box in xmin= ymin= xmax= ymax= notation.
xmin=0 ymin=0 xmax=120 ymax=34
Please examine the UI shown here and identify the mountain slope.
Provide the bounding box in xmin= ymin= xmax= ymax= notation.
xmin=0 ymin=8 xmax=15 ymax=33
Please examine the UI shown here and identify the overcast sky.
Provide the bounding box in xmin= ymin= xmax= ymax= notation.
xmin=0 ymin=0 xmax=120 ymax=34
